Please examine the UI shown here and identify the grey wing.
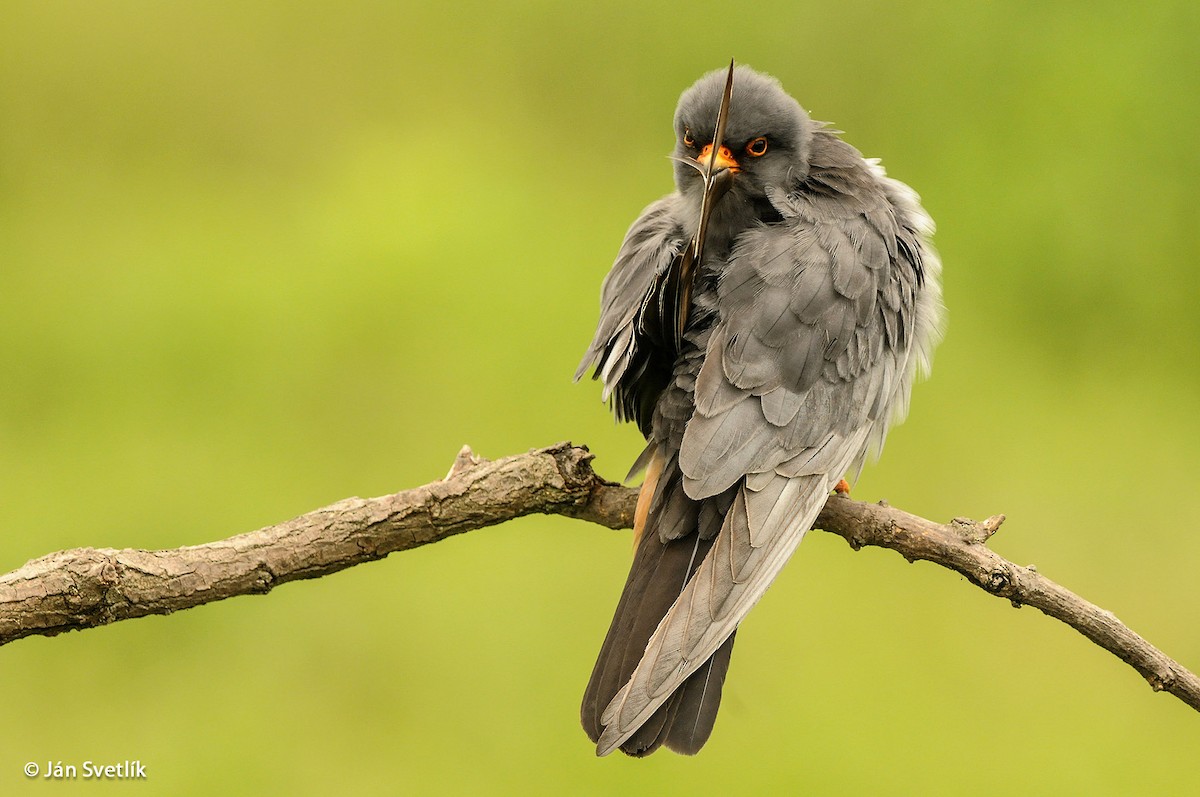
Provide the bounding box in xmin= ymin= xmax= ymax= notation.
xmin=576 ymin=195 xmax=689 ymax=433
xmin=595 ymin=157 xmax=944 ymax=754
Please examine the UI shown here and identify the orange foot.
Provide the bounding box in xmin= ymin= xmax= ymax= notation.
xmin=833 ymin=478 xmax=851 ymax=496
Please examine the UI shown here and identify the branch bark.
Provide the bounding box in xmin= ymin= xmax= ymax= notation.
xmin=2 ymin=442 xmax=1196 ymax=716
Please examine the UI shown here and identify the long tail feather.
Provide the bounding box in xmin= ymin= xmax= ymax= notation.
xmin=581 ymin=450 xmax=738 ymax=756
xmin=595 ymin=472 xmax=834 ymax=756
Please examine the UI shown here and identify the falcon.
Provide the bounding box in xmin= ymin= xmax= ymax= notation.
xmin=576 ymin=62 xmax=944 ymax=757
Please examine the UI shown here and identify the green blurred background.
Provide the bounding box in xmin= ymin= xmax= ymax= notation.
xmin=2 ymin=1 xmax=1198 ymax=794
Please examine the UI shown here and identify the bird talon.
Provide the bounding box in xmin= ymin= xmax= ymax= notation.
xmin=833 ymin=479 xmax=851 ymax=496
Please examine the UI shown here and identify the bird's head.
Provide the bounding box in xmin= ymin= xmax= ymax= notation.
xmin=672 ymin=65 xmax=813 ymax=203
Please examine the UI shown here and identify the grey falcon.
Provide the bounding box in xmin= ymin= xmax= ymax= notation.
xmin=576 ymin=63 xmax=944 ymax=757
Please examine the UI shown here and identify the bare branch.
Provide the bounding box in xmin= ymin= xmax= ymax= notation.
xmin=812 ymin=497 xmax=1200 ymax=713
xmin=1 ymin=442 xmax=1196 ymax=716
xmin=0 ymin=443 xmax=616 ymax=647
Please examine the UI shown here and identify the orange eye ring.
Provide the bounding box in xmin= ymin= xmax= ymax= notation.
xmin=746 ymin=137 xmax=768 ymax=156
xmin=683 ymin=129 xmax=696 ymax=148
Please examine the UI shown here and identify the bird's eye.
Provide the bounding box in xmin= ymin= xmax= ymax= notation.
xmin=683 ymin=129 xmax=695 ymax=148
xmin=746 ymin=137 xmax=769 ymax=157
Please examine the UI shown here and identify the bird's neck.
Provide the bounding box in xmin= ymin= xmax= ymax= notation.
xmin=677 ymin=183 xmax=778 ymax=264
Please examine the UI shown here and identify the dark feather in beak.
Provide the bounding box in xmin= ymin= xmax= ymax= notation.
xmin=674 ymin=59 xmax=737 ymax=349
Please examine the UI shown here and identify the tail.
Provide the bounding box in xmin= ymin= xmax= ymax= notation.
xmin=584 ymin=453 xmax=838 ymax=756
xmin=581 ymin=451 xmax=737 ymax=756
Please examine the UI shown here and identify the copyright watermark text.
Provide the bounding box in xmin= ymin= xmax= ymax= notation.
xmin=24 ymin=760 xmax=147 ymax=780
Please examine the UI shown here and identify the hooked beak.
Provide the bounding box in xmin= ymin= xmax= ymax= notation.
xmin=696 ymin=143 xmax=739 ymax=173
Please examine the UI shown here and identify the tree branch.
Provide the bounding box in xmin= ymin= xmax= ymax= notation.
xmin=2 ymin=442 xmax=1196 ymax=716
